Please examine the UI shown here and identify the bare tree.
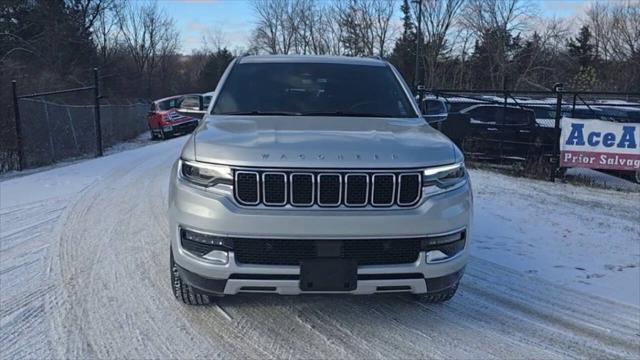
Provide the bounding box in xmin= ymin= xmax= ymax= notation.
xmin=418 ymin=0 xmax=465 ymax=87
xmin=371 ymin=0 xmax=397 ymax=57
xmin=250 ymin=0 xmax=395 ymax=57
xmin=68 ymin=0 xmax=114 ymax=38
xmin=512 ymin=17 xmax=571 ymax=90
xmin=116 ymin=0 xmax=179 ymax=96
xmin=92 ymin=0 xmax=123 ymax=64
xmin=251 ymin=0 xmax=295 ymax=54
xmin=202 ymin=26 xmax=229 ymax=53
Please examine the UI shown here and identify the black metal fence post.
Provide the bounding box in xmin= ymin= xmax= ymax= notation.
xmin=93 ymin=68 xmax=103 ymax=157
xmin=11 ymin=80 xmax=23 ymax=171
xmin=551 ymin=83 xmax=564 ymax=181
xmin=413 ymin=0 xmax=423 ymax=90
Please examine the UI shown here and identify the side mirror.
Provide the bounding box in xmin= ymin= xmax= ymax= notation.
xmin=421 ymin=98 xmax=449 ymax=124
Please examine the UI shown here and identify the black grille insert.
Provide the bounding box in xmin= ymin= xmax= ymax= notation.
xmin=262 ymin=173 xmax=286 ymax=205
xmin=234 ymin=239 xmax=317 ymax=266
xmin=398 ymin=173 xmax=421 ymax=206
xmin=235 ymin=172 xmax=259 ymax=204
xmin=318 ymin=174 xmax=341 ymax=206
xmin=290 ymin=173 xmax=314 ymax=206
xmin=372 ymin=174 xmax=395 ymax=205
xmin=345 ymin=174 xmax=368 ymax=206
xmin=233 ymin=238 xmax=421 ymax=265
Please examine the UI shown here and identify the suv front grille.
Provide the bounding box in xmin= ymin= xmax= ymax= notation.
xmin=233 ymin=238 xmax=421 ymax=265
xmin=234 ymin=170 xmax=421 ymax=208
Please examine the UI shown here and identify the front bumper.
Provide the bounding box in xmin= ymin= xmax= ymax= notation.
xmin=169 ymin=161 xmax=473 ymax=295
xmin=164 ymin=120 xmax=199 ymax=135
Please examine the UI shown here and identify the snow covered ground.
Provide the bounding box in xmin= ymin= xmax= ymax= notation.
xmin=471 ymin=169 xmax=639 ymax=305
xmin=1 ymin=135 xmax=639 ymax=358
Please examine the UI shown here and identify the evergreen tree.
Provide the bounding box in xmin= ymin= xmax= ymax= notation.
xmin=568 ymin=26 xmax=596 ymax=67
xmin=388 ymin=0 xmax=417 ymax=84
xmin=198 ymin=49 xmax=234 ymax=91
xmin=340 ymin=3 xmax=366 ymax=56
xmin=567 ymin=26 xmax=597 ymax=90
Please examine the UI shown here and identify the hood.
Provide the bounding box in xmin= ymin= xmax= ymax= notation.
xmin=186 ymin=115 xmax=457 ymax=168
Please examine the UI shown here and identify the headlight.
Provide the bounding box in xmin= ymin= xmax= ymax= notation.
xmin=423 ymin=162 xmax=466 ymax=189
xmin=179 ymin=159 xmax=232 ymax=187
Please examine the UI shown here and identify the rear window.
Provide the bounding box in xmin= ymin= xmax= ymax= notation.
xmin=212 ymin=62 xmax=416 ymax=118
xmin=157 ymin=98 xmax=180 ymax=111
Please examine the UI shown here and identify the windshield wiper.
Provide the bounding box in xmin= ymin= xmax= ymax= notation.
xmin=216 ymin=110 xmax=301 ymax=116
xmin=300 ymin=111 xmax=391 ymax=118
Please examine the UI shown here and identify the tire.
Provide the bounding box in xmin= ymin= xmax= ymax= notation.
xmin=149 ymin=128 xmax=158 ymax=140
xmin=415 ymin=281 xmax=459 ymax=303
xmin=170 ymin=251 xmax=212 ymax=305
xmin=159 ymin=129 xmax=166 ymax=140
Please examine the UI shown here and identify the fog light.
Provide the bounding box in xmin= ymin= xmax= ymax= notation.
xmin=181 ymin=228 xmax=233 ymax=248
xmin=421 ymin=230 xmax=466 ymax=263
xmin=203 ymin=250 xmax=229 ymax=265
xmin=180 ymin=228 xmax=233 ymax=263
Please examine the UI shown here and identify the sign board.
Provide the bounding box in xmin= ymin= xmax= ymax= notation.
xmin=560 ymin=118 xmax=640 ymax=170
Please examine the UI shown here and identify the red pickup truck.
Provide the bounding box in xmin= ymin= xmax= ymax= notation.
xmin=147 ymin=94 xmax=208 ymax=140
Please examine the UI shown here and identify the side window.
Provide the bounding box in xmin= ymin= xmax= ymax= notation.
xmin=504 ymin=108 xmax=531 ymax=126
xmin=468 ymin=107 xmax=486 ymax=122
xmin=469 ymin=106 xmax=498 ymax=124
xmin=180 ymin=96 xmax=200 ymax=110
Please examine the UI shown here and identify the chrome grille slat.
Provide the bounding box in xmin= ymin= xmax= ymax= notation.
xmin=233 ymin=169 xmax=422 ymax=208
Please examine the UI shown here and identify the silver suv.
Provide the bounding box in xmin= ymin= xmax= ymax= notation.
xmin=169 ymin=55 xmax=472 ymax=304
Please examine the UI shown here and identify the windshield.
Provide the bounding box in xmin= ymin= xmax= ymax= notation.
xmin=212 ymin=62 xmax=416 ymax=118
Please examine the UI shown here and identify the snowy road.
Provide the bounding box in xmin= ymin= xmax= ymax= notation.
xmin=1 ymin=136 xmax=639 ymax=359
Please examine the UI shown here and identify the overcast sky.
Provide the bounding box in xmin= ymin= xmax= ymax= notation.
xmin=158 ymin=0 xmax=593 ymax=54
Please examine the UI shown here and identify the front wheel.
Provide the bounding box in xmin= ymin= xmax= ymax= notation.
xmin=170 ymin=250 xmax=212 ymax=305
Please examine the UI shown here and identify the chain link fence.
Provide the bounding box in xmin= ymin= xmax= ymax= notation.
xmin=3 ymin=99 xmax=149 ymax=170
